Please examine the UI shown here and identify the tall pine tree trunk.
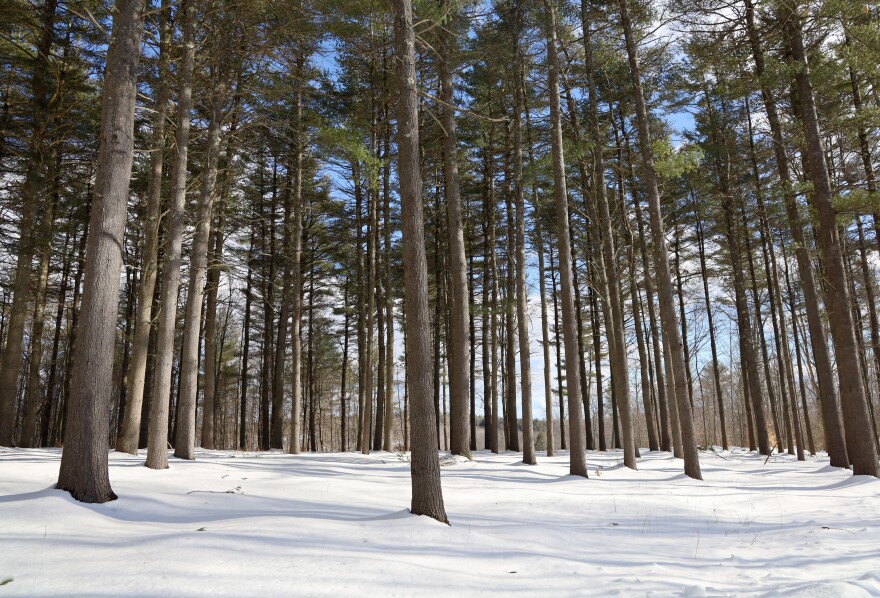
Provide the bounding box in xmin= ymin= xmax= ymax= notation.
xmin=56 ymin=0 xmax=146 ymax=501
xmin=145 ymin=0 xmax=196 ymax=470
xmin=618 ymin=0 xmax=700 ymax=478
xmin=175 ymin=75 xmax=226 ymax=459
xmin=544 ymin=0 xmax=587 ymax=477
xmin=438 ymin=0 xmax=470 ymax=456
xmin=742 ymin=0 xmax=847 ymax=466
xmin=785 ymin=9 xmax=878 ymax=476
xmin=511 ymin=0 xmax=533 ymax=464
xmin=393 ymin=0 xmax=448 ymax=522
xmin=583 ymin=5 xmax=635 ymax=467
xmin=288 ymin=79 xmax=305 ymax=455
xmin=116 ymin=0 xmax=171 ymax=456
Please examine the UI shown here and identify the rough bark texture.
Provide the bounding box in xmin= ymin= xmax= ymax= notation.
xmin=56 ymin=0 xmax=146 ymax=502
xmin=393 ymin=0 xmax=448 ymax=523
xmin=583 ymin=5 xmax=635 ymax=468
xmin=544 ymin=0 xmax=587 ymax=478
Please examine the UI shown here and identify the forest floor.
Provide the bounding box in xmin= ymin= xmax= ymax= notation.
xmin=1 ymin=447 xmax=879 ymax=597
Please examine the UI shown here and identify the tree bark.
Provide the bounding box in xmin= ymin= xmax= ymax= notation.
xmin=618 ymin=0 xmax=700 ymax=478
xmin=393 ymin=0 xmax=448 ymax=523
xmin=287 ymin=80 xmax=305 ymax=455
xmin=511 ymin=1 xmax=533 ymax=464
xmin=19 ymin=156 xmax=59 ymax=447
xmin=742 ymin=0 xmax=848 ymax=466
xmin=438 ymin=0 xmax=470 ymax=457
xmin=695 ymin=201 xmax=727 ymax=449
xmin=175 ymin=74 xmax=226 ymax=459
xmin=544 ymin=0 xmax=587 ymax=478
xmin=115 ymin=0 xmax=171 ymax=456
xmin=583 ymin=5 xmax=635 ymax=467
xmin=56 ymin=0 xmax=146 ymax=502
xmin=786 ymin=10 xmax=877 ymax=476
xmin=525 ymin=101 xmax=554 ymax=457
xmin=145 ymin=0 xmax=195 ymax=470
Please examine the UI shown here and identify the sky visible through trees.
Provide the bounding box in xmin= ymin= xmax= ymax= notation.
xmin=0 ymin=0 xmax=879 ymax=514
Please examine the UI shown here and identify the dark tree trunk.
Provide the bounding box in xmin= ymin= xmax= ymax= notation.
xmin=393 ymin=0 xmax=448 ymax=523
xmin=438 ymin=0 xmax=471 ymax=456
xmin=785 ymin=10 xmax=878 ymax=476
xmin=544 ymin=0 xmax=587 ymax=477
xmin=742 ymin=0 xmax=848 ymax=467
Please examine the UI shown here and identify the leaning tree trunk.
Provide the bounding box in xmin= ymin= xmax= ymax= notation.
xmin=393 ymin=0 xmax=448 ymax=523
xmin=56 ymin=0 xmax=146 ymax=502
xmin=623 ymin=124 xmax=671 ymax=452
xmin=145 ymin=0 xmax=196 ymax=470
xmin=544 ymin=0 xmax=587 ymax=478
xmin=618 ymin=0 xmax=701 ymax=478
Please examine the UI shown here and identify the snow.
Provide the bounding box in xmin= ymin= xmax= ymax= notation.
xmin=1 ymin=448 xmax=879 ymax=596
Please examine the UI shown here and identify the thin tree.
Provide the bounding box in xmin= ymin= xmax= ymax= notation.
xmin=145 ymin=0 xmax=196 ymax=470
xmin=543 ymin=0 xmax=587 ymax=478
xmin=438 ymin=0 xmax=471 ymax=456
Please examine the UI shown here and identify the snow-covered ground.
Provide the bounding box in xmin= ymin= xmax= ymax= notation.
xmin=1 ymin=447 xmax=878 ymax=597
